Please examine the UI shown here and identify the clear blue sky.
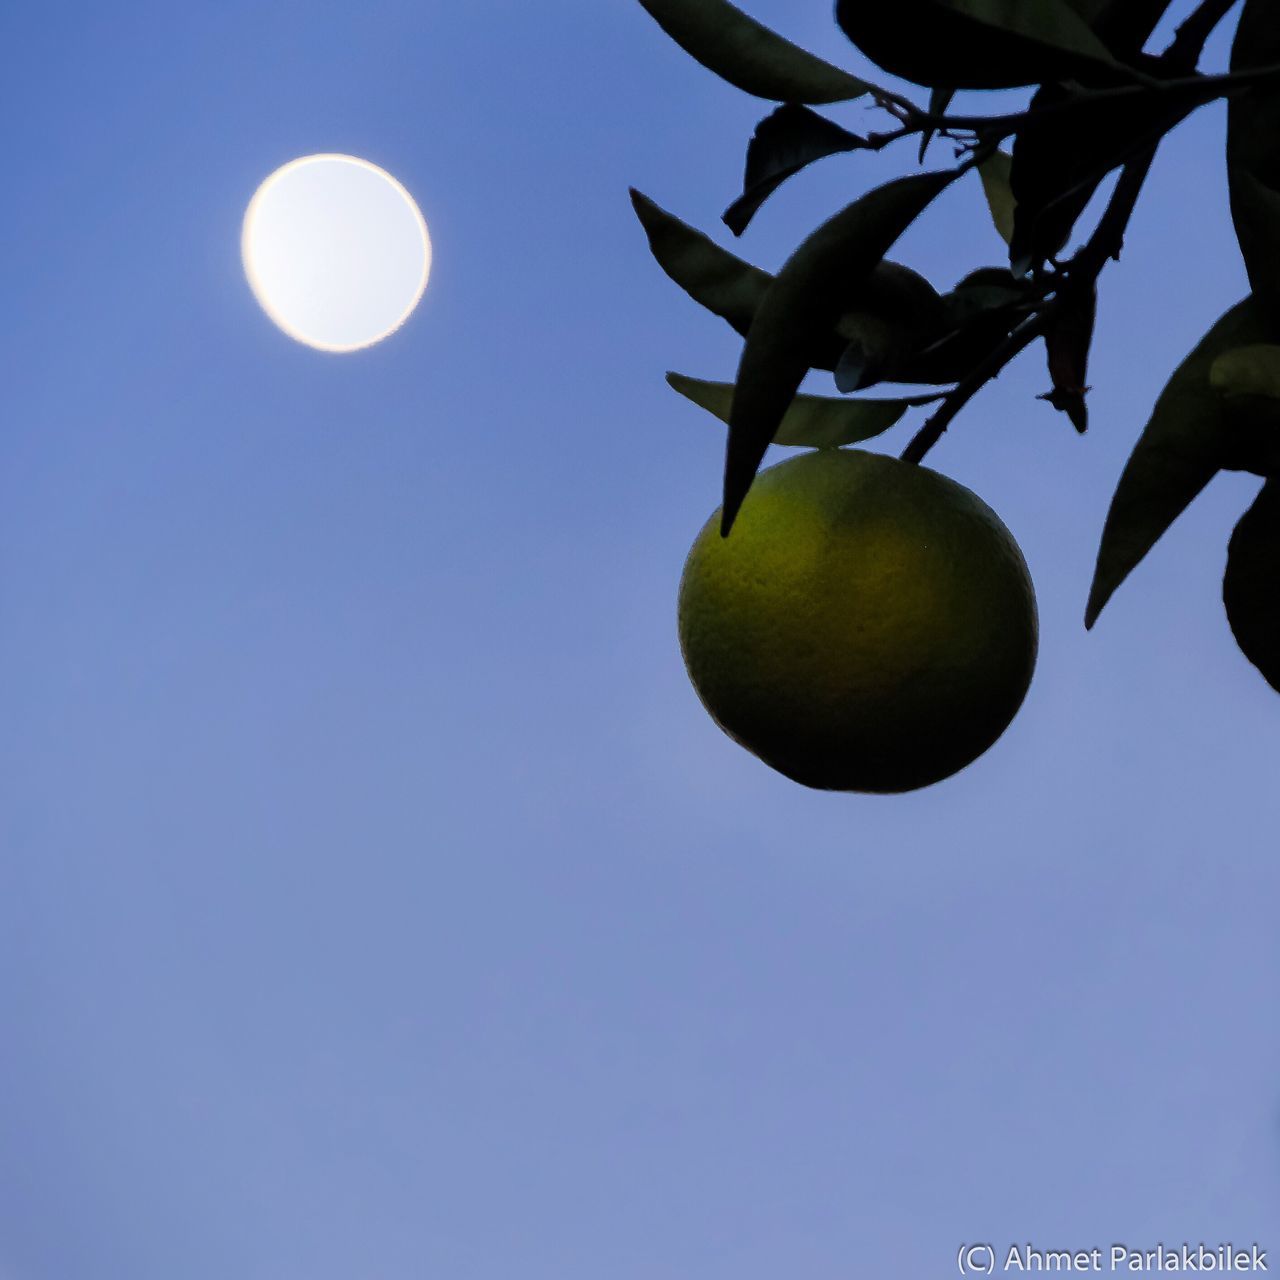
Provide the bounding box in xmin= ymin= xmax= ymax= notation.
xmin=1 ymin=3 xmax=1277 ymax=1276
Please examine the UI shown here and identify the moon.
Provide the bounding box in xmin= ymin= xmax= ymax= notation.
xmin=242 ymin=154 xmax=432 ymax=353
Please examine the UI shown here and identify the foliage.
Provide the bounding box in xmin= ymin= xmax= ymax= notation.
xmin=631 ymin=0 xmax=1280 ymax=701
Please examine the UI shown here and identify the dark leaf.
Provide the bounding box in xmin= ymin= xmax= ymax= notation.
xmin=630 ymin=189 xmax=771 ymax=338
xmin=1209 ymin=344 xmax=1280 ymax=475
xmin=1039 ymin=283 xmax=1097 ymax=433
xmin=667 ymin=372 xmax=939 ymax=448
xmin=635 ymin=0 xmax=870 ymax=103
xmin=1086 ymin=299 xmax=1270 ymax=629
xmin=829 ymin=262 xmax=949 ymax=389
xmin=834 ymin=0 xmax=1121 ymax=90
xmin=890 ymin=267 xmax=1031 ymax=383
xmin=1228 ymin=172 xmax=1280 ymax=341
xmin=1091 ymin=0 xmax=1178 ymax=55
xmin=1009 ymin=75 xmax=1192 ymax=273
xmin=1224 ymin=480 xmax=1280 ymax=692
xmin=1062 ymin=0 xmax=1112 ymax=24
xmin=723 ymin=105 xmax=867 ymax=236
xmin=723 ymin=168 xmax=958 ymax=532
xmin=1228 ymin=0 xmax=1280 ymax=334
xmin=918 ymin=86 xmax=956 ymax=163
xmin=630 ymin=189 xmax=948 ymax=375
xmin=977 ymin=150 xmax=1015 ymax=246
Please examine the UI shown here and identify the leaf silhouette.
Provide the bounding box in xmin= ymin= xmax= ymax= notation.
xmin=978 ymin=150 xmax=1016 ymax=246
xmin=636 ymin=0 xmax=869 ymax=103
xmin=1039 ymin=284 xmax=1097 ymax=433
xmin=723 ymin=167 xmax=958 ymax=533
xmin=1224 ymin=480 xmax=1280 ymax=693
xmin=918 ymin=86 xmax=956 ymax=163
xmin=724 ymin=105 xmax=867 ymax=236
xmin=835 ymin=0 xmax=1121 ymax=90
xmin=1009 ymin=75 xmax=1193 ymax=273
xmin=1086 ymin=299 xmax=1269 ymax=628
xmin=1228 ymin=0 xmax=1280 ymax=335
xmin=668 ymin=373 xmax=938 ymax=448
xmin=630 ymin=189 xmax=771 ymax=338
xmin=631 ymin=190 xmax=947 ymax=377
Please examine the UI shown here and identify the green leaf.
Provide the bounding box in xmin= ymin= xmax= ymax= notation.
xmin=1224 ymin=480 xmax=1280 ymax=693
xmin=668 ymin=373 xmax=938 ymax=448
xmin=630 ymin=189 xmax=771 ymax=339
xmin=977 ymin=150 xmax=1016 ymax=246
xmin=1211 ymin=345 xmax=1280 ymax=400
xmin=1228 ymin=0 xmax=1280 ymax=335
xmin=723 ymin=105 xmax=867 ymax=236
xmin=635 ymin=0 xmax=870 ymax=103
xmin=723 ymin=167 xmax=958 ymax=533
xmin=1085 ymin=299 xmax=1270 ymax=629
xmin=835 ymin=0 xmax=1121 ymax=90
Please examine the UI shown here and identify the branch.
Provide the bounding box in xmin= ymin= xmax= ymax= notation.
xmin=900 ymin=316 xmax=1047 ymax=464
xmin=900 ymin=150 xmax=1158 ymax=466
xmin=1162 ymin=0 xmax=1241 ymax=71
xmin=891 ymin=6 xmax=1241 ymax=465
xmin=870 ymin=57 xmax=1280 ymax=151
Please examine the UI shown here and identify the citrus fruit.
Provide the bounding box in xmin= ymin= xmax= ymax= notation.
xmin=678 ymin=448 xmax=1038 ymax=792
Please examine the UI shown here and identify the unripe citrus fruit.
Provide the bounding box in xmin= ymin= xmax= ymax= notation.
xmin=678 ymin=449 xmax=1037 ymax=792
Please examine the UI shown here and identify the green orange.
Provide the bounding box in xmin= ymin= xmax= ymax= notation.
xmin=678 ymin=448 xmax=1038 ymax=792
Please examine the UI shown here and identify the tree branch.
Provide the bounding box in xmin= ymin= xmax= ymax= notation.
xmin=1162 ymin=0 xmax=1241 ymax=71
xmin=900 ymin=149 xmax=1158 ymax=466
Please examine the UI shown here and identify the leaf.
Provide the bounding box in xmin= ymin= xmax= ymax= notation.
xmin=1227 ymin=171 xmax=1280 ymax=341
xmin=723 ymin=105 xmax=867 ymax=236
xmin=667 ymin=372 xmax=938 ymax=448
xmin=1063 ymin=0 xmax=1113 ymax=24
xmin=630 ymin=189 xmax=771 ymax=338
xmin=630 ymin=189 xmax=947 ymax=375
xmin=1092 ymin=0 xmax=1178 ymax=56
xmin=918 ymin=86 xmax=956 ymax=163
xmin=1209 ymin=344 xmax=1280 ymax=474
xmin=723 ymin=167 xmax=958 ymax=533
xmin=1039 ymin=283 xmax=1097 ymax=433
xmin=1228 ymin=0 xmax=1280 ymax=334
xmin=635 ymin=0 xmax=870 ymax=103
xmin=1009 ymin=75 xmax=1192 ymax=273
xmin=890 ymin=267 xmax=1030 ymax=383
xmin=1211 ymin=345 xmax=1280 ymax=400
xmin=1085 ymin=299 xmax=1270 ymax=629
xmin=1224 ymin=480 xmax=1280 ymax=692
xmin=834 ymin=0 xmax=1121 ymax=90
xmin=977 ymin=150 xmax=1015 ymax=246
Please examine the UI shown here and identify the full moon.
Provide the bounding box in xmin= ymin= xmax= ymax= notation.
xmin=242 ymin=154 xmax=432 ymax=352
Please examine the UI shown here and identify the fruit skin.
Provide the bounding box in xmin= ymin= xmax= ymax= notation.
xmin=678 ymin=449 xmax=1038 ymax=792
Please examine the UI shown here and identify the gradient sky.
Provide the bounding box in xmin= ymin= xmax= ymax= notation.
xmin=1 ymin=3 xmax=1277 ymax=1277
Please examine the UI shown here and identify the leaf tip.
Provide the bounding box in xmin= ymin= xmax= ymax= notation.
xmin=721 ymin=199 xmax=751 ymax=237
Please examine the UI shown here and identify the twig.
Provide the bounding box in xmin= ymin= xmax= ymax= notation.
xmin=870 ymin=58 xmax=1280 ymax=150
xmin=900 ymin=316 xmax=1047 ymax=464
xmin=900 ymin=149 xmax=1157 ymax=466
xmin=1163 ymin=0 xmax=1241 ymax=71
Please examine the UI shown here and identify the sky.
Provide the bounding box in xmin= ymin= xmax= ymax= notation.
xmin=0 ymin=2 xmax=1277 ymax=1277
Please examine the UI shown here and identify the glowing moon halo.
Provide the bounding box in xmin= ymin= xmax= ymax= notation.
xmin=242 ymin=154 xmax=432 ymax=352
